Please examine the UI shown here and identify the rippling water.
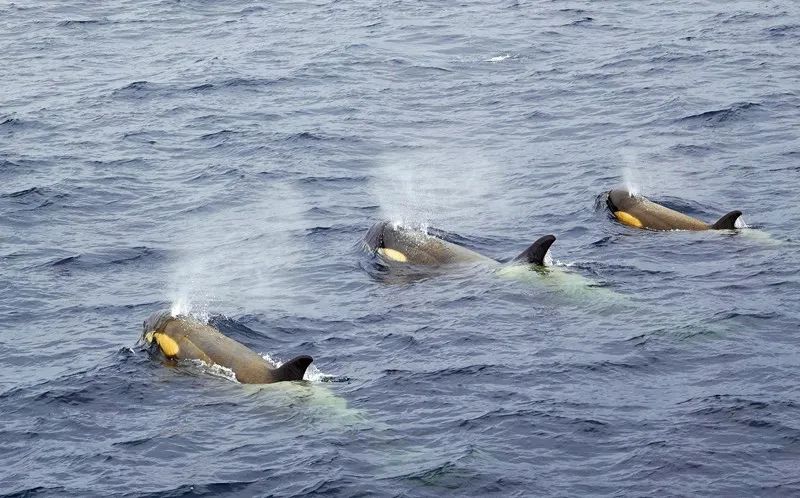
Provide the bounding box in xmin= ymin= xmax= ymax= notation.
xmin=2 ymin=0 xmax=799 ymax=495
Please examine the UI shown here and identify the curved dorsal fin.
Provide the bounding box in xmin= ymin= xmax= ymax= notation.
xmin=711 ymin=210 xmax=742 ymax=229
xmin=513 ymin=235 xmax=556 ymax=266
xmin=272 ymin=355 xmax=313 ymax=382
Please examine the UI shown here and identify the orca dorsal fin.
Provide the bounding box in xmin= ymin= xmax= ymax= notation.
xmin=513 ymin=235 xmax=556 ymax=266
xmin=272 ymin=355 xmax=313 ymax=382
xmin=711 ymin=210 xmax=742 ymax=229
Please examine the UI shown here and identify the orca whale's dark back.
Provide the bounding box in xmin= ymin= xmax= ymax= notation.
xmin=141 ymin=311 xmax=312 ymax=384
xmin=606 ymin=189 xmax=741 ymax=231
xmin=363 ymin=221 xmax=556 ymax=266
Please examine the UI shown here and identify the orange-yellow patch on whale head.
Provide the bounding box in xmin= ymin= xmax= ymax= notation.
xmin=614 ymin=211 xmax=643 ymax=228
xmin=153 ymin=333 xmax=180 ymax=357
xmin=378 ymin=248 xmax=408 ymax=262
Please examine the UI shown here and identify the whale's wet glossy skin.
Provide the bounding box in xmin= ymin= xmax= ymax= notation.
xmin=364 ymin=221 xmax=556 ymax=267
xmin=364 ymin=221 xmax=490 ymax=265
xmin=141 ymin=310 xmax=312 ymax=384
xmin=606 ymin=189 xmax=742 ymax=231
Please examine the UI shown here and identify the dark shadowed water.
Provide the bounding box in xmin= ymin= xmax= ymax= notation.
xmin=2 ymin=0 xmax=799 ymax=496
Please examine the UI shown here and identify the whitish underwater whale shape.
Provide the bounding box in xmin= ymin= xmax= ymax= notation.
xmin=606 ymin=189 xmax=742 ymax=231
xmin=363 ymin=221 xmax=556 ymax=266
xmin=141 ymin=310 xmax=312 ymax=384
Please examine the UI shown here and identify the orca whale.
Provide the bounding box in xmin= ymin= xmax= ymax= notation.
xmin=141 ymin=310 xmax=312 ymax=384
xmin=363 ymin=221 xmax=556 ymax=267
xmin=606 ymin=189 xmax=742 ymax=231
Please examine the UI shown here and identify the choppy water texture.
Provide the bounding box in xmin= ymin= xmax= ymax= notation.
xmin=2 ymin=0 xmax=800 ymax=496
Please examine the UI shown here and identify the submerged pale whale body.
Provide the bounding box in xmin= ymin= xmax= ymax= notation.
xmin=606 ymin=189 xmax=742 ymax=231
xmin=363 ymin=221 xmax=619 ymax=299
xmin=141 ymin=310 xmax=312 ymax=384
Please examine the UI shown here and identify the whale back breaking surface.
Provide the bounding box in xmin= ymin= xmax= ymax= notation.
xmin=711 ymin=210 xmax=743 ymax=230
xmin=606 ymin=189 xmax=734 ymax=231
xmin=142 ymin=312 xmax=311 ymax=384
xmin=512 ymin=235 xmax=556 ymax=266
xmin=367 ymin=221 xmax=490 ymax=265
xmin=365 ymin=221 xmax=556 ymax=267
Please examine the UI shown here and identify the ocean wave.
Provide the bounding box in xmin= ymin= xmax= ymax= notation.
xmin=112 ymin=80 xmax=155 ymax=95
xmin=127 ymin=481 xmax=257 ymax=497
xmin=187 ymin=76 xmax=293 ymax=92
xmin=676 ymin=102 xmax=762 ymax=126
xmin=668 ymin=143 xmax=717 ymax=156
xmin=2 ymin=186 xmax=45 ymax=198
xmin=1 ymin=486 xmax=68 ymax=497
xmin=36 ymin=247 xmax=165 ymax=271
xmin=57 ymin=19 xmax=108 ymax=27
xmin=765 ymin=24 xmax=800 ymax=38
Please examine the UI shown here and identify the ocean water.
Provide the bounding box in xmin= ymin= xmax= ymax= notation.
xmin=2 ymin=0 xmax=799 ymax=496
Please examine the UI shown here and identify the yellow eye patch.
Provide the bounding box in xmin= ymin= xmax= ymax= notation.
xmin=614 ymin=211 xmax=643 ymax=228
xmin=153 ymin=333 xmax=180 ymax=357
xmin=378 ymin=248 xmax=408 ymax=262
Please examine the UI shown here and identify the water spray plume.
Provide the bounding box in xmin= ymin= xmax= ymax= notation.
xmin=622 ymin=166 xmax=641 ymax=197
xmin=370 ymin=148 xmax=504 ymax=231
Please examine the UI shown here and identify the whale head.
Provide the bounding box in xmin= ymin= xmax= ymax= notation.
xmin=363 ymin=221 xmax=416 ymax=262
xmin=142 ymin=309 xmax=173 ymax=333
xmin=363 ymin=220 xmax=392 ymax=251
xmin=140 ymin=309 xmax=176 ymax=346
xmin=606 ymin=188 xmax=638 ymax=212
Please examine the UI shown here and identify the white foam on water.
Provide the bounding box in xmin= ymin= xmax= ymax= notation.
xmin=735 ymin=216 xmax=748 ymax=229
xmin=191 ymin=360 xmax=239 ymax=383
xmin=259 ymin=352 xmax=280 ymax=367
xmin=302 ymin=363 xmax=338 ymax=383
xmin=260 ymin=353 xmax=336 ymax=382
xmin=485 ymin=53 xmax=511 ymax=62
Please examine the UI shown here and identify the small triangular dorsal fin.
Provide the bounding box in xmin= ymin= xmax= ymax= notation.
xmin=513 ymin=235 xmax=556 ymax=266
xmin=711 ymin=210 xmax=742 ymax=229
xmin=273 ymin=355 xmax=313 ymax=382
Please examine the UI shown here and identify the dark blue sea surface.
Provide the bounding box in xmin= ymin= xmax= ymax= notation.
xmin=2 ymin=0 xmax=799 ymax=495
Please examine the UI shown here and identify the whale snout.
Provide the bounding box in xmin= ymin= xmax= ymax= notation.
xmin=364 ymin=220 xmax=389 ymax=251
xmin=142 ymin=309 xmax=174 ymax=337
xmin=607 ymin=189 xmax=633 ymax=212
